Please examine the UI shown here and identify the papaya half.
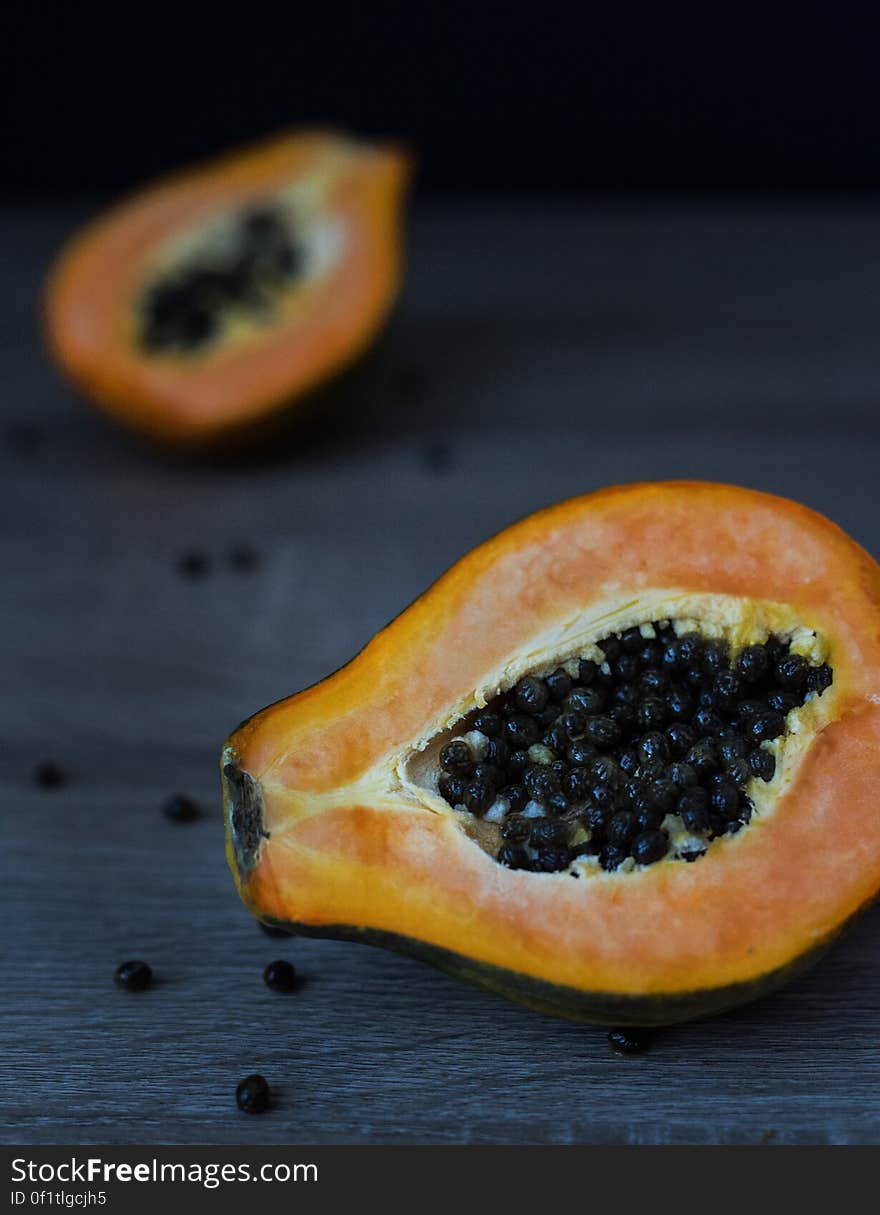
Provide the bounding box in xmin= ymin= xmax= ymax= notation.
xmin=222 ymin=482 xmax=880 ymax=1025
xmin=45 ymin=130 xmax=410 ymax=449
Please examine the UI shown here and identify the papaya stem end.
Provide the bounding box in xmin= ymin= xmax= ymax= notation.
xmin=223 ymin=761 xmax=266 ymax=879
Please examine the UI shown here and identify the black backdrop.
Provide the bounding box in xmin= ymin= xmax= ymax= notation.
xmin=6 ymin=3 xmax=880 ymax=197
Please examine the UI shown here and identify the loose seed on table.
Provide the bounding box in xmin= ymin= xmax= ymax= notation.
xmin=228 ymin=544 xmax=259 ymax=571
xmin=34 ymin=761 xmax=67 ymax=789
xmin=114 ymin=961 xmax=152 ymax=992
xmin=178 ymin=550 xmax=211 ymax=578
xmin=236 ymin=1074 xmax=272 ymax=1114
xmin=162 ymin=793 xmax=201 ymax=822
xmin=608 ymin=1027 xmax=654 ymax=1055
xmin=263 ymin=960 xmax=298 ymax=992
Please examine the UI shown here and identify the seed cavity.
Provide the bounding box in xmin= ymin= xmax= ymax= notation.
xmin=434 ymin=623 xmax=833 ymax=876
xmin=138 ymin=206 xmax=303 ymax=354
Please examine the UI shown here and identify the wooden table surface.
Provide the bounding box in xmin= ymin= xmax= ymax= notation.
xmin=3 ymin=200 xmax=880 ymax=1145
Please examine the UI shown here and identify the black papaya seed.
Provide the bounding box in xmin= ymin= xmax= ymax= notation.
xmin=236 ymin=1073 xmax=271 ymax=1114
xmin=228 ymin=544 xmax=259 ymax=571
xmin=631 ymin=829 xmax=669 ymax=865
xmin=114 ymin=960 xmax=152 ymax=992
xmin=428 ymin=623 xmax=831 ymax=875
xmin=608 ymin=1027 xmax=654 ymax=1055
xmin=178 ymin=550 xmax=211 ymax=578
xmin=162 ymin=793 xmax=201 ymax=822
xmin=439 ymin=740 xmax=474 ymax=776
xmin=263 ymin=960 xmax=298 ymax=992
xmin=34 ymin=761 xmax=67 ymax=789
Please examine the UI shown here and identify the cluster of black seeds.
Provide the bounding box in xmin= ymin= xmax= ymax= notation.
xmin=437 ymin=623 xmax=833 ymax=875
xmin=140 ymin=207 xmax=302 ymax=353
xmin=177 ymin=545 xmax=260 ymax=578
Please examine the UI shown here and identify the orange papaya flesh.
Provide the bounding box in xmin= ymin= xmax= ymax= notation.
xmin=45 ymin=130 xmax=410 ymax=448
xmin=222 ymin=482 xmax=880 ymax=1024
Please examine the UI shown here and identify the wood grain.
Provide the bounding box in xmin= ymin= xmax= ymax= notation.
xmin=3 ymin=202 xmax=880 ymax=1145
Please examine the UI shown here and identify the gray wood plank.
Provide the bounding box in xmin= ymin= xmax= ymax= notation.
xmin=2 ymin=201 xmax=880 ymax=1145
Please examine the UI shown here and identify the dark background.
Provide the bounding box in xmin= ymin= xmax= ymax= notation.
xmin=6 ymin=3 xmax=880 ymax=197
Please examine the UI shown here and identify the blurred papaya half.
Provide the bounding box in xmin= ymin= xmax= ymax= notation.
xmin=45 ymin=131 xmax=411 ymax=448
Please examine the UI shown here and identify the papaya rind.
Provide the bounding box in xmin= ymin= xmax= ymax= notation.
xmin=249 ymin=913 xmax=860 ymax=1027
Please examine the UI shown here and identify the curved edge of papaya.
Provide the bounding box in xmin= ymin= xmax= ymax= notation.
xmin=221 ymin=750 xmax=867 ymax=1028
xmin=247 ymin=914 xmax=857 ymax=1027
xmin=85 ymin=329 xmax=392 ymax=462
xmin=45 ymin=269 xmax=404 ymax=458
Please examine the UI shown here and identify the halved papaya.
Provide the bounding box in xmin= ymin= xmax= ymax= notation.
xmin=221 ymin=482 xmax=880 ymax=1024
xmin=45 ymin=130 xmax=410 ymax=448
